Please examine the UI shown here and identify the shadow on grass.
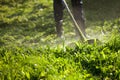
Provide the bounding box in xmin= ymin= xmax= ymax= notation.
xmin=84 ymin=0 xmax=120 ymax=21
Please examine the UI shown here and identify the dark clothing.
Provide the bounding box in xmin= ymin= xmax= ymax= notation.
xmin=53 ymin=0 xmax=86 ymax=37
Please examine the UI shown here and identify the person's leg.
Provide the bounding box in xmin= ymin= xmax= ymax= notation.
xmin=53 ymin=0 xmax=64 ymax=37
xmin=71 ymin=0 xmax=86 ymax=37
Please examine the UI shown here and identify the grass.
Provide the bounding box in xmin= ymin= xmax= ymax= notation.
xmin=0 ymin=36 xmax=120 ymax=79
xmin=0 ymin=0 xmax=120 ymax=47
xmin=0 ymin=0 xmax=120 ymax=80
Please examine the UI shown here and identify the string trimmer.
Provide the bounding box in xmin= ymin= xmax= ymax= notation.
xmin=62 ymin=0 xmax=97 ymax=43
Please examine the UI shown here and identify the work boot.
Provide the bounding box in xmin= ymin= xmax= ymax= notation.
xmin=56 ymin=20 xmax=64 ymax=37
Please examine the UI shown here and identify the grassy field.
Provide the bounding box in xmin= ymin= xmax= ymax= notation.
xmin=0 ymin=0 xmax=120 ymax=80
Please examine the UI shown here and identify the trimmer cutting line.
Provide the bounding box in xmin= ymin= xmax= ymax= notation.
xmin=62 ymin=0 xmax=98 ymax=43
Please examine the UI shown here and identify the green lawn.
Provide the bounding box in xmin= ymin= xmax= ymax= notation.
xmin=0 ymin=0 xmax=120 ymax=80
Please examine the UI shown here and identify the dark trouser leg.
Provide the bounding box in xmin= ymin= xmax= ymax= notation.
xmin=53 ymin=0 xmax=64 ymax=37
xmin=71 ymin=0 xmax=86 ymax=37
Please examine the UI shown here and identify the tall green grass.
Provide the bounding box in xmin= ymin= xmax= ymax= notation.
xmin=0 ymin=35 xmax=120 ymax=80
xmin=0 ymin=0 xmax=120 ymax=80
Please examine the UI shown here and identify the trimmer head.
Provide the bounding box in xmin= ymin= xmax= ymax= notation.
xmin=84 ymin=38 xmax=100 ymax=44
